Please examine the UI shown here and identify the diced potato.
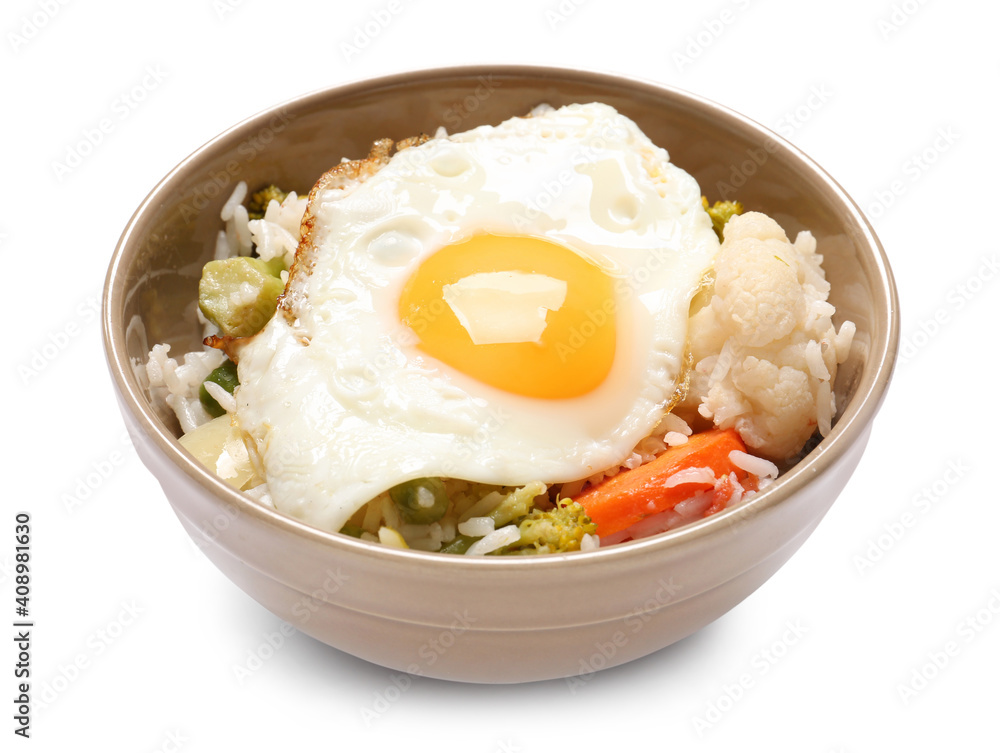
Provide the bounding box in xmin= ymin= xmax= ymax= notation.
xmin=178 ymin=415 xmax=256 ymax=490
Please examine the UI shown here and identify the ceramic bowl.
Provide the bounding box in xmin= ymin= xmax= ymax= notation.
xmin=103 ymin=65 xmax=898 ymax=683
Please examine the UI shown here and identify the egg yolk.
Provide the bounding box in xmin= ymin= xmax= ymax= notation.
xmin=398 ymin=234 xmax=617 ymax=399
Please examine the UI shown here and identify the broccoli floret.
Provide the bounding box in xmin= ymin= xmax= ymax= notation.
xmin=702 ymin=197 xmax=745 ymax=241
xmin=500 ymin=500 xmax=597 ymax=554
xmin=489 ymin=481 xmax=545 ymax=527
xmin=246 ymin=185 xmax=291 ymax=220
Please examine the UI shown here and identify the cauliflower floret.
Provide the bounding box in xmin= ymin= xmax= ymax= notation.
xmin=712 ymin=216 xmax=806 ymax=347
xmin=683 ymin=212 xmax=855 ymax=462
xmin=728 ymin=357 xmax=816 ymax=460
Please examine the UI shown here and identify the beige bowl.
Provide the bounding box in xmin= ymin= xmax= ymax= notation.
xmin=103 ymin=66 xmax=898 ymax=683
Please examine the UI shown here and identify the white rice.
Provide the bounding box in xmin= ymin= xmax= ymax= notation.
xmin=165 ymin=393 xmax=210 ymax=435
xmin=466 ymin=525 xmax=520 ymax=555
xmin=224 ymin=211 xmax=241 ymax=256
xmin=662 ymin=466 xmax=716 ymax=488
xmin=673 ymin=491 xmax=715 ymax=518
xmin=220 ymin=181 xmax=247 ymax=221
xmin=229 ymin=281 xmax=258 ymax=307
xmin=713 ymin=471 xmax=746 ymax=509
xmin=437 ymin=518 xmax=457 ymax=544
xmin=403 ymin=521 xmax=452 ymax=552
xmin=728 ymin=450 xmax=779 ymax=479
xmin=709 ymin=340 xmax=734 ymax=383
xmin=805 ymin=340 xmax=830 ymax=380
xmin=621 ymin=452 xmax=644 ymax=471
xmin=457 ymin=491 xmax=506 ymax=523
xmin=202 ymin=380 xmax=237 ymax=415
xmin=380 ymin=494 xmax=403 ymax=530
xmin=807 ymin=298 xmax=836 ymax=320
xmin=557 ymin=479 xmax=586 ymax=498
xmin=232 ymin=205 xmax=252 ymax=254
xmin=637 ymin=435 xmax=668 ymax=459
xmin=834 ymin=320 xmax=856 ymax=363
xmin=657 ymin=412 xmax=693 ymax=437
xmin=214 ymin=231 xmax=231 ymax=261
xmin=143 ymin=343 xmax=225 ymax=433
xmin=249 ymin=221 xmax=299 ymax=263
xmin=458 ymin=516 xmax=496 ymax=538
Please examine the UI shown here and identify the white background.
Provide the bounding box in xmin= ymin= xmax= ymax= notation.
xmin=4 ymin=0 xmax=998 ymax=749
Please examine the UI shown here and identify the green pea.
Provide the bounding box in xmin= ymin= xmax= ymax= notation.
xmin=199 ymin=359 xmax=239 ymax=417
xmin=389 ymin=478 xmax=450 ymax=524
xmin=339 ymin=523 xmax=365 ymax=539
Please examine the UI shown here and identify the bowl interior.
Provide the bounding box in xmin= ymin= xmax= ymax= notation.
xmin=106 ymin=65 xmax=896 ymax=551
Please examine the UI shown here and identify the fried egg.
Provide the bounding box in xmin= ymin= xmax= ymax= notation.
xmin=234 ymin=102 xmax=720 ymax=534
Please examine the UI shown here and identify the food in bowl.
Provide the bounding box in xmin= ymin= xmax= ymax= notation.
xmin=140 ymin=101 xmax=855 ymax=555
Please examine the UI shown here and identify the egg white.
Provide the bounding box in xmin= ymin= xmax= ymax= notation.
xmin=234 ymin=102 xmax=720 ymax=534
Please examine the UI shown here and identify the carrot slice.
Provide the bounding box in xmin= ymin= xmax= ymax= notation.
xmin=574 ymin=428 xmax=754 ymax=538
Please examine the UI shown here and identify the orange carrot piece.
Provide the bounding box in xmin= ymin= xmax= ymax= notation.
xmin=574 ymin=428 xmax=753 ymax=538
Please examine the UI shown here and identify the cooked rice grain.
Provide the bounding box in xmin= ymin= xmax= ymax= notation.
xmin=466 ymin=525 xmax=520 ymax=555
xmin=728 ymin=450 xmax=779 ymax=479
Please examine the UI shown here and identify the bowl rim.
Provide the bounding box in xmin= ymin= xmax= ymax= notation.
xmin=103 ymin=63 xmax=900 ymax=576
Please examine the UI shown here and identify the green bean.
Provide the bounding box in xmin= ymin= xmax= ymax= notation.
xmin=438 ymin=534 xmax=480 ymax=555
xmin=199 ymin=359 xmax=240 ymax=417
xmin=389 ymin=477 xmax=450 ymax=524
